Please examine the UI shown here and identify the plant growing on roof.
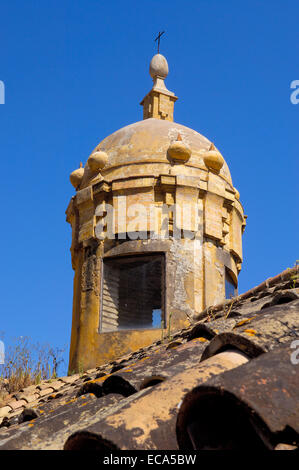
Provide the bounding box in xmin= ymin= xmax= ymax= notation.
xmin=290 ymin=260 xmax=299 ymax=288
xmin=0 ymin=336 xmax=65 ymax=395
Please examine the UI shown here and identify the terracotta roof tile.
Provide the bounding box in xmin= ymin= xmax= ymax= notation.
xmin=45 ymin=381 xmax=65 ymax=392
xmin=20 ymin=384 xmax=39 ymax=394
xmin=38 ymin=387 xmax=55 ymax=397
xmin=23 ymin=393 xmax=40 ymax=404
xmin=0 ymin=267 xmax=298 ymax=450
xmin=58 ymin=375 xmax=81 ymax=384
xmin=177 ymin=342 xmax=299 ymax=450
xmin=6 ymin=399 xmax=27 ymax=411
xmin=36 ymin=383 xmax=53 ymax=391
xmin=0 ymin=406 xmax=12 ymax=418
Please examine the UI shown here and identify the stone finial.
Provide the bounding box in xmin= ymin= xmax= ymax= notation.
xmin=150 ymin=54 xmax=169 ymax=84
xmin=140 ymin=54 xmax=178 ymax=121
xmin=202 ymin=143 xmax=224 ymax=173
xmin=167 ymin=133 xmax=191 ymax=163
xmin=87 ymin=150 xmax=108 ymax=173
xmin=234 ymin=188 xmax=240 ymax=200
xmin=70 ymin=162 xmax=84 ymax=190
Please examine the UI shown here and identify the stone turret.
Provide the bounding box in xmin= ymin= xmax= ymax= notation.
xmin=67 ymin=53 xmax=246 ymax=372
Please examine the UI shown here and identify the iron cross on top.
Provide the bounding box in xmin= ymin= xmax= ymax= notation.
xmin=155 ymin=31 xmax=165 ymax=54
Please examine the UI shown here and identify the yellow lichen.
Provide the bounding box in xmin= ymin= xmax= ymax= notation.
xmin=234 ymin=316 xmax=257 ymax=328
xmin=244 ymin=329 xmax=257 ymax=336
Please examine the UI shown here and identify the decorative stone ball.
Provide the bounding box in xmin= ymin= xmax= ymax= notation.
xmin=87 ymin=151 xmax=108 ymax=172
xmin=149 ymin=54 xmax=169 ymax=79
xmin=234 ymin=188 xmax=240 ymax=200
xmin=167 ymin=134 xmax=191 ymax=163
xmin=203 ymin=144 xmax=224 ymax=172
xmin=70 ymin=167 xmax=84 ymax=189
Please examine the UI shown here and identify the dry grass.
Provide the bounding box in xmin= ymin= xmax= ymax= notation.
xmin=0 ymin=336 xmax=65 ymax=402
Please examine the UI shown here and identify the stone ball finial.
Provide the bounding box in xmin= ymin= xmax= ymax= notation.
xmin=202 ymin=143 xmax=224 ymax=173
xmin=87 ymin=150 xmax=108 ymax=173
xmin=70 ymin=162 xmax=84 ymax=189
xmin=149 ymin=54 xmax=169 ymax=80
xmin=167 ymin=133 xmax=191 ymax=163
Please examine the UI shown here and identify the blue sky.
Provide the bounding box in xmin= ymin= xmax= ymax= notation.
xmin=0 ymin=0 xmax=298 ymax=374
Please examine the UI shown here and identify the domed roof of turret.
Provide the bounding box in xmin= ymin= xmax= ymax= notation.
xmin=78 ymin=53 xmax=233 ymax=190
xmin=80 ymin=118 xmax=232 ymax=188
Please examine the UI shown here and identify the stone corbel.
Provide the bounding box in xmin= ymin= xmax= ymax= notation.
xmin=93 ymin=180 xmax=111 ymax=196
